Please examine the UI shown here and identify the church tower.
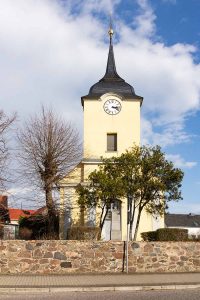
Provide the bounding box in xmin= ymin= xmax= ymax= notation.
xmin=82 ymin=26 xmax=143 ymax=167
xmin=59 ymin=25 xmax=163 ymax=241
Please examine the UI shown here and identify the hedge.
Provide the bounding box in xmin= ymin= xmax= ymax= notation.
xmin=141 ymin=231 xmax=157 ymax=241
xmin=67 ymin=226 xmax=101 ymax=240
xmin=19 ymin=215 xmax=59 ymax=239
xmin=141 ymin=228 xmax=188 ymax=241
xmin=156 ymin=228 xmax=188 ymax=241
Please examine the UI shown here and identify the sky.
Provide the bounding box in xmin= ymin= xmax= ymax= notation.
xmin=1 ymin=0 xmax=200 ymax=212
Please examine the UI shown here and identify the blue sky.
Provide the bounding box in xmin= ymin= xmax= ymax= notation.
xmin=1 ymin=0 xmax=200 ymax=212
xmin=152 ymin=0 xmax=200 ymax=47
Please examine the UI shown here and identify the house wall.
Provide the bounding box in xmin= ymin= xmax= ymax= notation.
xmin=1 ymin=240 xmax=200 ymax=274
xmin=187 ymin=228 xmax=200 ymax=237
xmin=10 ymin=221 xmax=18 ymax=225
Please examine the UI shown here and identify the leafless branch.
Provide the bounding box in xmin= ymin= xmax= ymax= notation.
xmin=0 ymin=110 xmax=16 ymax=191
xmin=17 ymin=106 xmax=82 ymax=233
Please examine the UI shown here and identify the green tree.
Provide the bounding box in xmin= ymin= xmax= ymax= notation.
xmin=115 ymin=145 xmax=184 ymax=240
xmin=77 ymin=145 xmax=184 ymax=240
xmin=76 ymin=166 xmax=124 ymax=234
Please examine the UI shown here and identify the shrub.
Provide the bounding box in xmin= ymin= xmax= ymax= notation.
xmin=0 ymin=224 xmax=3 ymax=239
xmin=38 ymin=232 xmax=59 ymax=240
xmin=67 ymin=226 xmax=101 ymax=240
xmin=19 ymin=214 xmax=59 ymax=240
xmin=19 ymin=227 xmax=33 ymax=240
xmin=141 ymin=231 xmax=157 ymax=241
xmin=141 ymin=228 xmax=188 ymax=241
xmin=156 ymin=228 xmax=188 ymax=241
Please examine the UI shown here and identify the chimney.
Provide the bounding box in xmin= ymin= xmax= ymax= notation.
xmin=0 ymin=195 xmax=8 ymax=208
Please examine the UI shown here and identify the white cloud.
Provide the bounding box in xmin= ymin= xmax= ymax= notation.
xmin=133 ymin=0 xmax=156 ymax=38
xmin=117 ymin=1 xmax=200 ymax=146
xmin=6 ymin=187 xmax=33 ymax=196
xmin=0 ymin=0 xmax=109 ymax=130
xmin=0 ymin=0 xmax=200 ymax=148
xmin=141 ymin=118 xmax=191 ymax=147
xmin=117 ymin=33 xmax=200 ymax=126
xmin=0 ymin=0 xmax=199 ymax=211
xmin=6 ymin=186 xmax=45 ymax=209
xmin=166 ymin=154 xmax=197 ymax=169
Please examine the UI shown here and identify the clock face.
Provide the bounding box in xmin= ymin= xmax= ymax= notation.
xmin=103 ymin=99 xmax=121 ymax=115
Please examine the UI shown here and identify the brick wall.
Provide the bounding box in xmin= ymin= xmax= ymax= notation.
xmin=0 ymin=240 xmax=200 ymax=274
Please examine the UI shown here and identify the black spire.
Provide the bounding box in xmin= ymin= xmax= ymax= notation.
xmin=82 ymin=22 xmax=143 ymax=103
xmin=102 ymin=22 xmax=123 ymax=81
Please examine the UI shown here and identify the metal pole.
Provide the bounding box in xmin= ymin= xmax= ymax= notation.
xmin=126 ymin=197 xmax=130 ymax=274
xmin=126 ymin=221 xmax=129 ymax=273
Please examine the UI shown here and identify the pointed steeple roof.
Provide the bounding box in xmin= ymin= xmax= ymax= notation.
xmin=102 ymin=27 xmax=123 ymax=81
xmin=82 ymin=23 xmax=143 ymax=104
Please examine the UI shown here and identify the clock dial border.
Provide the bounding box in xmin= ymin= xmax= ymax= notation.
xmin=103 ymin=99 xmax=122 ymax=115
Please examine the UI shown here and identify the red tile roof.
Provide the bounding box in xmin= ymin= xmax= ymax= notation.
xmin=9 ymin=209 xmax=35 ymax=221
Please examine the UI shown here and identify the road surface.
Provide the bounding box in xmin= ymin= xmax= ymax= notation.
xmin=0 ymin=289 xmax=200 ymax=300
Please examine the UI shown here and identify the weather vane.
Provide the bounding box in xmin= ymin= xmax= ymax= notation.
xmin=108 ymin=14 xmax=114 ymax=42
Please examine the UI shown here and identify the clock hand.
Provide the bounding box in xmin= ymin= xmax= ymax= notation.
xmin=111 ymin=106 xmax=119 ymax=111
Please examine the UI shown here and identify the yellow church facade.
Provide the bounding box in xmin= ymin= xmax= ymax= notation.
xmin=59 ymin=29 xmax=164 ymax=240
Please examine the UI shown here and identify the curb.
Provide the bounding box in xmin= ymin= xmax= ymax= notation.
xmin=0 ymin=284 xmax=200 ymax=294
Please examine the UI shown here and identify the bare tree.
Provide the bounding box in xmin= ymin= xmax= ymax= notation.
xmin=0 ymin=110 xmax=16 ymax=191
xmin=17 ymin=107 xmax=82 ymax=234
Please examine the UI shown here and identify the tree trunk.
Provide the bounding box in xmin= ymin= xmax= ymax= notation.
xmin=99 ymin=205 xmax=109 ymax=239
xmin=80 ymin=205 xmax=85 ymax=226
xmin=133 ymin=207 xmax=142 ymax=241
xmin=45 ymin=186 xmax=57 ymax=236
xmin=129 ymin=202 xmax=136 ymax=241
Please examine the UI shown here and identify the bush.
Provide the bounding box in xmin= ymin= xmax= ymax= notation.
xmin=39 ymin=232 xmax=59 ymax=240
xmin=156 ymin=228 xmax=188 ymax=241
xmin=0 ymin=224 xmax=3 ymax=239
xmin=19 ymin=216 xmax=46 ymax=239
xmin=67 ymin=226 xmax=101 ymax=240
xmin=141 ymin=231 xmax=157 ymax=241
xmin=141 ymin=228 xmax=188 ymax=241
xmin=19 ymin=227 xmax=33 ymax=240
xmin=19 ymin=215 xmax=59 ymax=240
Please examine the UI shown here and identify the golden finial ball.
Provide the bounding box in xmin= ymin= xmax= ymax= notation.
xmin=108 ymin=28 xmax=114 ymax=36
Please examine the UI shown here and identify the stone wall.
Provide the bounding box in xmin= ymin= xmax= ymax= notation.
xmin=0 ymin=240 xmax=200 ymax=274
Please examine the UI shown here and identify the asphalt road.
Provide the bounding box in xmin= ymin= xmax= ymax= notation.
xmin=0 ymin=289 xmax=200 ymax=300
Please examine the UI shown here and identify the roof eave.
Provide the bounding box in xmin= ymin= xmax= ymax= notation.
xmin=81 ymin=94 xmax=143 ymax=107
